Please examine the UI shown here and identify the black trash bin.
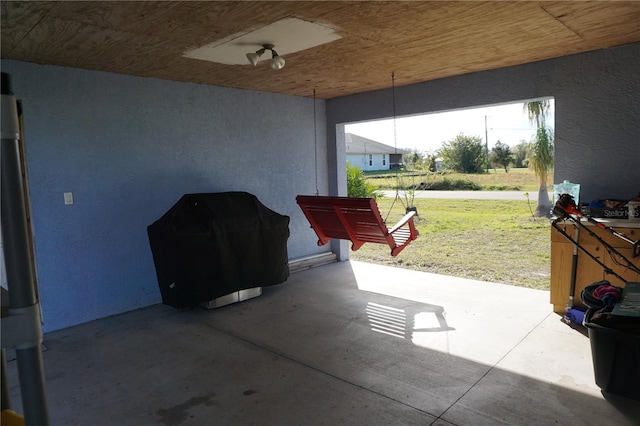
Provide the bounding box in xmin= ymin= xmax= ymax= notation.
xmin=583 ymin=308 xmax=640 ymax=400
xmin=147 ymin=192 xmax=290 ymax=308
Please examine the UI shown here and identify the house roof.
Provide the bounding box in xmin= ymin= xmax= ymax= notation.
xmin=345 ymin=133 xmax=407 ymax=155
xmin=2 ymin=2 xmax=639 ymax=99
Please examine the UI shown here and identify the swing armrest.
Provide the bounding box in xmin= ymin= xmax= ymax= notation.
xmin=388 ymin=211 xmax=417 ymax=234
xmin=387 ymin=210 xmax=418 ymax=257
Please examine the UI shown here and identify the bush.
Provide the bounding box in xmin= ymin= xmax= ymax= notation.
xmin=485 ymin=184 xmax=522 ymax=191
xmin=417 ymin=178 xmax=482 ymax=191
xmin=347 ymin=162 xmax=379 ymax=198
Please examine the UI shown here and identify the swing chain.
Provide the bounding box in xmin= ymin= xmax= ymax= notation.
xmin=384 ymin=71 xmax=401 ymax=223
xmin=384 ymin=193 xmax=399 ymax=224
xmin=313 ymin=88 xmax=319 ymax=196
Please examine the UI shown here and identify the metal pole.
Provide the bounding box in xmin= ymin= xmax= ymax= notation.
xmin=1 ymin=72 xmax=50 ymax=425
xmin=484 ymin=115 xmax=489 ymax=172
xmin=1 ymin=349 xmax=10 ymax=410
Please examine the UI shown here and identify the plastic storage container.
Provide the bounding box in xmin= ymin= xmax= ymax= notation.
xmin=553 ymin=180 xmax=580 ymax=205
xmin=583 ymin=309 xmax=640 ymax=400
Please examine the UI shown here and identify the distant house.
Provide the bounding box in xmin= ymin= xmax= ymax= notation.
xmin=345 ymin=133 xmax=406 ymax=171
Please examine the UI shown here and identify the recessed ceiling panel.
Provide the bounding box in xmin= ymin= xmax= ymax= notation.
xmin=184 ymin=17 xmax=342 ymax=65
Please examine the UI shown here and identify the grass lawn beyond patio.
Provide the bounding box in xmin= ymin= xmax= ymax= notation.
xmin=349 ymin=197 xmax=551 ymax=290
xmin=365 ymin=168 xmax=553 ymax=192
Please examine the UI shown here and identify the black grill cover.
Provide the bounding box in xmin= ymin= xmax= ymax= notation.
xmin=147 ymin=192 xmax=290 ymax=308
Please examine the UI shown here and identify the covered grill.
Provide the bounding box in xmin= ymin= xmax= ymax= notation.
xmin=148 ymin=192 xmax=290 ymax=308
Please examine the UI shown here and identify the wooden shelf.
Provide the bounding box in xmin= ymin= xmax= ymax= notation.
xmin=550 ymin=221 xmax=640 ymax=313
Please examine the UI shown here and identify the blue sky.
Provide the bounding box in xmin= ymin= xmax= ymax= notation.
xmin=345 ymin=100 xmax=555 ymax=154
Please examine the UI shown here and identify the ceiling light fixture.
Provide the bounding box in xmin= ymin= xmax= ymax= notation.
xmin=269 ymin=48 xmax=285 ymax=70
xmin=246 ymin=44 xmax=285 ymax=70
xmin=246 ymin=46 xmax=265 ymax=66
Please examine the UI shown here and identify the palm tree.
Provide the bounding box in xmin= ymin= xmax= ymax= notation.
xmin=524 ymin=100 xmax=554 ymax=217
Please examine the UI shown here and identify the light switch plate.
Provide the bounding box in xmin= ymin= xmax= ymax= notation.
xmin=64 ymin=192 xmax=73 ymax=205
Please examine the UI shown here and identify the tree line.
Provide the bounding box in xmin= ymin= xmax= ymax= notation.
xmin=404 ymin=135 xmax=531 ymax=174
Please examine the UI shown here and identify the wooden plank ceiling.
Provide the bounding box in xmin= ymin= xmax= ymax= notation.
xmin=2 ymin=1 xmax=639 ymax=99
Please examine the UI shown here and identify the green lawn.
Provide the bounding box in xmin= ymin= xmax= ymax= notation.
xmin=349 ymin=197 xmax=552 ymax=290
xmin=365 ymin=168 xmax=553 ymax=192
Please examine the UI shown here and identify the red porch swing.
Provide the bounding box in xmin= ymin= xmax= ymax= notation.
xmin=296 ymin=75 xmax=419 ymax=257
xmin=296 ymin=195 xmax=418 ymax=257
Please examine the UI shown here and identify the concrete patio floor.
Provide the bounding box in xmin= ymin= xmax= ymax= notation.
xmin=7 ymin=260 xmax=640 ymax=425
